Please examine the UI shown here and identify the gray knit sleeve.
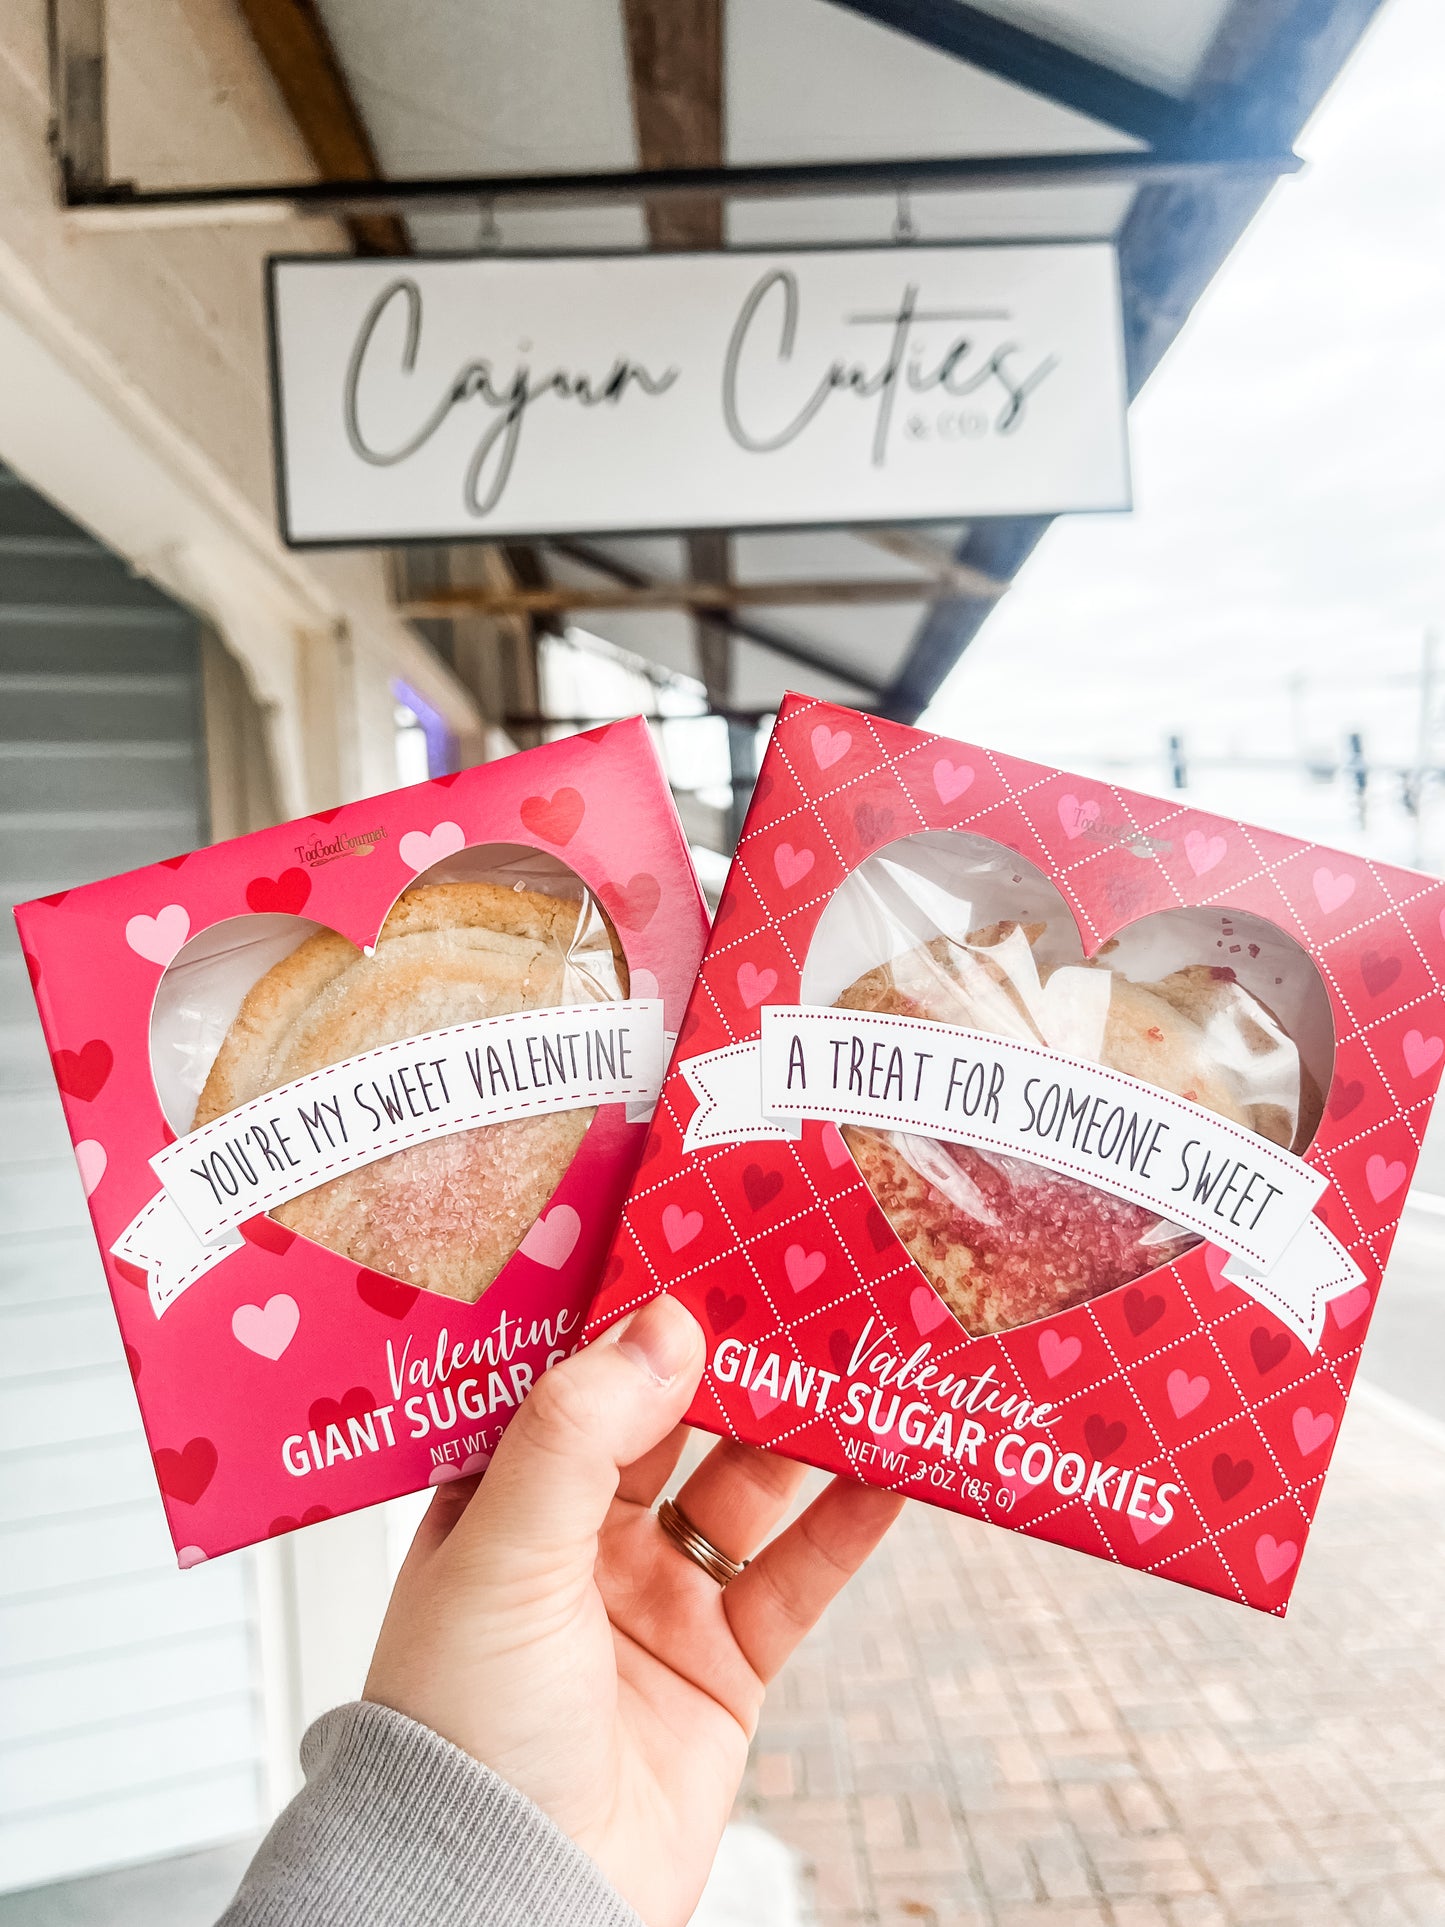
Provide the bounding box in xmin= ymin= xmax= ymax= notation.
xmin=216 ymin=1699 xmax=642 ymax=1927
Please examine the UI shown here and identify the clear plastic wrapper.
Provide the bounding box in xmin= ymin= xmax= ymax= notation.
xmin=800 ymin=831 xmax=1333 ymax=1336
xmin=151 ymin=843 xmax=627 ymax=1304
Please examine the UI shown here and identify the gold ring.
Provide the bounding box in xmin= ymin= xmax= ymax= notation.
xmin=656 ymin=1498 xmax=748 ymax=1588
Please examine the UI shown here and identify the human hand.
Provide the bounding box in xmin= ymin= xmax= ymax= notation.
xmin=364 ymin=1295 xmax=901 ymax=1926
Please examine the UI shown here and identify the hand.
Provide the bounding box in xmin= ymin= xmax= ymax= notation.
xmin=364 ymin=1295 xmax=901 ymax=1926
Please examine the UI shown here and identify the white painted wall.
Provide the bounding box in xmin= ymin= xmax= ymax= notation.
xmin=0 ymin=0 xmax=485 ymax=1880
xmin=0 ymin=0 xmax=484 ymax=813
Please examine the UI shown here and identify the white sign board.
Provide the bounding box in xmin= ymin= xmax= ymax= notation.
xmin=267 ymin=245 xmax=1131 ymax=545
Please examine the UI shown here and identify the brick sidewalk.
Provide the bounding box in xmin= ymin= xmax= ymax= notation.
xmin=734 ymin=1394 xmax=1445 ymax=1927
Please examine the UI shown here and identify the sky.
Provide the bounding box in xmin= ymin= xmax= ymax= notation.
xmin=923 ymin=0 xmax=1445 ymax=871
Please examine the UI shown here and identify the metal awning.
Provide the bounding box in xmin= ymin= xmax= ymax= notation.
xmin=61 ymin=0 xmax=1385 ymax=741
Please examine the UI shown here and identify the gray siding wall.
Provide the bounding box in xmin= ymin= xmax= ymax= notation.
xmin=0 ymin=468 xmax=268 ymax=1891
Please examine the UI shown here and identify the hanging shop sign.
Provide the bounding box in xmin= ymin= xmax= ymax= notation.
xmin=266 ymin=244 xmax=1130 ymax=546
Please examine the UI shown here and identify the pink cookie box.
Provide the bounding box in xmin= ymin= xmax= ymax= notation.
xmin=17 ymin=717 xmax=706 ymax=1561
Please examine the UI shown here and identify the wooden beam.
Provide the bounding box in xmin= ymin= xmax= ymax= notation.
xmin=545 ymin=540 xmax=891 ymax=697
xmin=858 ymin=529 xmax=1009 ymax=599
xmin=233 ymin=0 xmax=406 ymax=255
xmin=621 ymin=0 xmax=724 ymax=249
xmin=401 ymin=577 xmax=986 ymax=618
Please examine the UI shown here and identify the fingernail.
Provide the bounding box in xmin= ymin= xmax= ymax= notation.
xmin=615 ymin=1295 xmax=701 ymax=1387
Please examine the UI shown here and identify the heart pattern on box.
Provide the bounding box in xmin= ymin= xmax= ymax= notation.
xmin=18 ymin=717 xmax=707 ymax=1566
xmin=590 ymin=698 xmax=1445 ymax=1617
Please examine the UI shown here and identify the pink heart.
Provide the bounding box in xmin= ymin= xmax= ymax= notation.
xmin=1057 ymin=793 xmax=1099 ymax=839
xmin=820 ymin=1122 xmax=851 ymax=1170
xmin=1203 ymin=1244 xmax=1232 ymax=1291
xmin=1403 ymin=1029 xmax=1444 ymax=1079
xmin=1330 ymin=1283 xmax=1371 ymax=1329
xmin=520 ymin=1204 xmax=581 ymax=1270
xmin=1365 ymin=1154 xmax=1406 ymax=1203
xmin=429 ymin=1461 xmax=467 ymax=1485
xmin=749 ymin=1384 xmax=781 ymax=1419
xmin=662 ymin=1203 xmax=704 ymax=1251
xmin=1184 ymin=830 xmax=1227 ymax=877
xmin=231 ymin=1293 xmax=300 ymax=1361
xmin=1312 ymin=867 xmax=1355 ymax=914
xmin=737 ymin=961 xmax=779 ymax=1008
xmin=932 ymin=758 xmax=975 ymax=804
xmin=784 ymin=1245 xmax=826 ymax=1292
xmin=1037 ymin=1329 xmax=1082 ymax=1378
xmin=910 ymin=1284 xmax=951 ymax=1335
xmin=630 ymin=967 xmax=661 ymax=1002
xmin=774 ymin=843 xmax=815 ymax=889
xmin=461 ymin=1450 xmax=493 ymax=1476
xmin=1129 ymin=1510 xmax=1167 ymax=1546
xmin=74 ymin=1138 xmax=107 ymax=1198
xmin=399 ymin=820 xmax=467 ymax=872
xmin=811 ymin=724 xmax=851 ymax=769
xmin=176 ymin=1546 xmax=209 ymax=1569
xmin=1292 ymin=1406 xmax=1334 ymax=1455
xmin=1255 ymin=1533 xmax=1298 ymax=1584
xmin=1166 ymin=1368 xmax=1210 ymax=1418
xmin=125 ymin=903 xmax=190 ymax=966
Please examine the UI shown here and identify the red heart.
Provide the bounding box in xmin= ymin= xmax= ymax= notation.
xmin=1122 ymin=1288 xmax=1165 ymax=1337
xmin=605 ymin=873 xmax=661 ymax=931
xmin=432 ymin=770 xmax=465 ymax=787
xmin=53 ymin=1039 xmax=113 ymax=1102
xmin=23 ymin=950 xmax=41 ymax=991
xmin=159 ymin=853 xmax=189 ymax=871
xmin=246 ymin=868 xmax=311 ymax=915
xmin=113 ymin=1256 xmax=150 ymax=1292
xmin=309 ymin=1387 xmax=376 ymax=1434
xmin=1328 ymin=1078 xmax=1364 ymax=1121
xmin=312 ymin=806 xmax=346 ymax=823
xmin=520 ymin=787 xmax=585 ymax=845
xmin=1360 ymin=950 xmax=1401 ymax=997
xmin=865 ymin=1209 xmax=895 ymax=1253
xmin=268 ymin=1505 xmax=332 ymax=1536
xmin=705 ymin=1287 xmax=746 ymax=1333
xmin=240 ymin=1215 xmax=297 ymax=1257
xmin=828 ymin=1328 xmax=853 ymax=1374
xmin=124 ymin=1344 xmax=142 ymax=1383
xmin=1212 ymin=1452 xmax=1254 ymax=1501
xmin=153 ymin=1437 xmax=218 ymax=1505
xmin=742 ymin=1164 xmax=784 ymax=1210
xmin=40 ymin=889 xmax=70 ymax=906
xmin=1084 ymin=1415 xmax=1126 ymax=1459
xmin=1249 ymin=1326 xmax=1291 ymax=1375
xmin=357 ymin=1268 xmax=420 ymax=1319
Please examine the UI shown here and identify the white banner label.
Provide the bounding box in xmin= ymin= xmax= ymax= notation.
xmin=268 ymin=245 xmax=1130 ymax=544
xmin=118 ymin=1000 xmax=666 ymax=1315
xmin=680 ymin=1006 xmax=1363 ymax=1350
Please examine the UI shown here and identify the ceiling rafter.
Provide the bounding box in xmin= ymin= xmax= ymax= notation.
xmin=232 ymin=0 xmax=405 ymax=255
xmin=544 ymin=541 xmax=891 ymax=701
xmin=823 ymin=0 xmax=1190 ymax=148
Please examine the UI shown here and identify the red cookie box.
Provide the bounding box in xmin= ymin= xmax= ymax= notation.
xmin=589 ymin=695 xmax=1445 ymax=1614
xmin=18 ymin=718 xmax=706 ymax=1562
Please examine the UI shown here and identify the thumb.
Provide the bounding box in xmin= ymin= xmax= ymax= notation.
xmin=453 ymin=1294 xmax=704 ymax=1579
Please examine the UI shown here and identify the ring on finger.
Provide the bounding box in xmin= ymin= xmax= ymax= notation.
xmin=656 ymin=1497 xmax=748 ymax=1587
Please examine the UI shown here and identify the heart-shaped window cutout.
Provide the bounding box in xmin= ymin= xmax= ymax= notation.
xmin=151 ymin=842 xmax=628 ymax=1303
xmin=800 ymin=830 xmax=1334 ymax=1337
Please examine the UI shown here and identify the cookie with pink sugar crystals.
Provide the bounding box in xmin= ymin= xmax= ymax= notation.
xmin=195 ymin=882 xmax=626 ymax=1302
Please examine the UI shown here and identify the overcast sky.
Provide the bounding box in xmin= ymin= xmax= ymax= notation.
xmin=923 ymin=0 xmax=1445 ymax=870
